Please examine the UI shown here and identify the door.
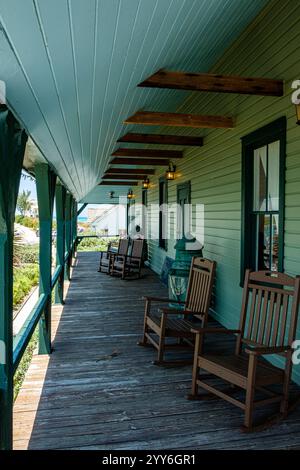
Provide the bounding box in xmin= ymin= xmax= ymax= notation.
xmin=177 ymin=181 xmax=191 ymax=239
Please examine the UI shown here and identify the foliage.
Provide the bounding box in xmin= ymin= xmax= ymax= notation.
xmin=77 ymin=236 xmax=119 ymax=252
xmin=17 ymin=190 xmax=32 ymax=217
xmin=17 ymin=244 xmax=39 ymax=264
xmin=14 ymin=328 xmax=38 ymax=402
xmin=13 ymin=232 xmax=23 ymax=267
xmin=13 ymin=263 xmax=39 ymax=308
xmin=15 ymin=215 xmax=39 ymax=230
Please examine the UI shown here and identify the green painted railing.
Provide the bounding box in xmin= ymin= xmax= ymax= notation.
xmin=13 ymin=294 xmax=47 ymax=373
xmin=12 ymin=241 xmax=75 ymax=373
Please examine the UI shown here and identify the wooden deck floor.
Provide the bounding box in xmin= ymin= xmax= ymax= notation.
xmin=13 ymin=251 xmax=300 ymax=450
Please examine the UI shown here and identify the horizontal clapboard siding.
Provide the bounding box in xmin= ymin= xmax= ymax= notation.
xmin=135 ymin=0 xmax=300 ymax=383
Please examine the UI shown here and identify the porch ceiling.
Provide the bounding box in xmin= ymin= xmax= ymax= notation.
xmin=0 ymin=0 xmax=268 ymax=202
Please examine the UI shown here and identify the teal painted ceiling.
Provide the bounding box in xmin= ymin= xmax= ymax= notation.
xmin=0 ymin=0 xmax=268 ymax=202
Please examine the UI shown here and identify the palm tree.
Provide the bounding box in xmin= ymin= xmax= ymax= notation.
xmin=17 ymin=190 xmax=32 ymax=217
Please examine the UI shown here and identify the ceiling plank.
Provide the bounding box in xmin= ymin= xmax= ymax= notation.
xmin=98 ymin=181 xmax=139 ymax=186
xmin=103 ymin=174 xmax=146 ymax=180
xmin=138 ymin=69 xmax=284 ymax=96
xmin=124 ymin=111 xmax=234 ymax=129
xmin=112 ymin=147 xmax=183 ymax=158
xmin=110 ymin=157 xmax=169 ymax=166
xmin=117 ymin=132 xmax=203 ymax=147
xmin=105 ymin=168 xmax=156 ymax=175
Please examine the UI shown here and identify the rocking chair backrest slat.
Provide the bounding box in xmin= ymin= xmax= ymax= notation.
xmin=185 ymin=257 xmax=216 ymax=320
xmin=131 ymin=239 xmax=144 ymax=259
xmin=118 ymin=238 xmax=129 ymax=256
xmin=238 ymin=270 xmax=300 ymax=352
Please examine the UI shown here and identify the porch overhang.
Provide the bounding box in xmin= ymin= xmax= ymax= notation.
xmin=0 ymin=0 xmax=269 ymax=202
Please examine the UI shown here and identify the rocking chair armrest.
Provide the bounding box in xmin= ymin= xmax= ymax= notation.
xmin=245 ymin=345 xmax=291 ymax=356
xmin=142 ymin=296 xmax=185 ymax=304
xmin=113 ymin=253 xmax=126 ymax=261
xmin=191 ymin=327 xmax=241 ymax=335
xmin=127 ymin=255 xmax=140 ymax=261
xmin=159 ymin=308 xmax=202 ymax=316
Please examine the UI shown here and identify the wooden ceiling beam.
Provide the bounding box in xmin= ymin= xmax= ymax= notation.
xmin=98 ymin=181 xmax=138 ymax=186
xmin=103 ymin=174 xmax=147 ymax=180
xmin=117 ymin=132 xmax=203 ymax=147
xmin=138 ymin=69 xmax=283 ymax=96
xmin=105 ymin=168 xmax=156 ymax=175
xmin=110 ymin=157 xmax=169 ymax=166
xmin=112 ymin=148 xmax=183 ymax=158
xmin=124 ymin=111 xmax=234 ymax=129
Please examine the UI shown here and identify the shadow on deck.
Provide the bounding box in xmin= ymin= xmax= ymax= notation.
xmin=13 ymin=252 xmax=300 ymax=450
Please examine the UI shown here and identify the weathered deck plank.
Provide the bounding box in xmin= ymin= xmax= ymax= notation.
xmin=13 ymin=252 xmax=300 ymax=450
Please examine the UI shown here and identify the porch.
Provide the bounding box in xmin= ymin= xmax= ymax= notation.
xmin=13 ymin=251 xmax=300 ymax=450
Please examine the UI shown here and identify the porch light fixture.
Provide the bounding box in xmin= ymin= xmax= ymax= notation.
xmin=296 ymin=103 xmax=300 ymax=125
xmin=127 ymin=189 xmax=134 ymax=200
xmin=109 ymin=191 xmax=119 ymax=200
xmin=142 ymin=177 xmax=150 ymax=189
xmin=165 ymin=162 xmax=176 ymax=181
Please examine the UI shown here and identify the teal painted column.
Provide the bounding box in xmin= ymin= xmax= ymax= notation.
xmin=64 ymin=193 xmax=72 ymax=280
xmin=72 ymin=200 xmax=78 ymax=257
xmin=0 ymin=106 xmax=27 ymax=450
xmin=36 ymin=164 xmax=56 ymax=355
xmin=55 ymin=184 xmax=66 ymax=304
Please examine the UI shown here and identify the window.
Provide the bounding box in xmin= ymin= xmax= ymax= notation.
xmin=241 ymin=118 xmax=286 ymax=283
xmin=159 ymin=177 xmax=168 ymax=250
xmin=177 ymin=181 xmax=191 ymax=238
xmin=141 ymin=189 xmax=148 ymax=237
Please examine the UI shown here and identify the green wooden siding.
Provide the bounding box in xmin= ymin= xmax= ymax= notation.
xmin=134 ymin=0 xmax=300 ymax=383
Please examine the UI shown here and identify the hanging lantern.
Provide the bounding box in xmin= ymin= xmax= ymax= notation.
xmin=296 ymin=104 xmax=300 ymax=125
xmin=165 ymin=162 xmax=176 ymax=180
xmin=142 ymin=177 xmax=150 ymax=189
xmin=127 ymin=189 xmax=134 ymax=200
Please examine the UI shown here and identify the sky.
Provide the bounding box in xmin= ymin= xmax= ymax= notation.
xmin=19 ymin=171 xmax=99 ymax=217
xmin=19 ymin=172 xmax=37 ymax=199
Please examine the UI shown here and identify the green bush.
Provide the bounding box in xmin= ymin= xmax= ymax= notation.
xmin=18 ymin=244 xmax=39 ymax=264
xmin=15 ymin=215 xmax=39 ymax=230
xmin=13 ymin=263 xmax=39 ymax=308
xmin=77 ymin=236 xmax=119 ymax=252
xmin=14 ymin=328 xmax=38 ymax=401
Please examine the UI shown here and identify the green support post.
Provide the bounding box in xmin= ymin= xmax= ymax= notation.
xmin=64 ymin=193 xmax=72 ymax=280
xmin=72 ymin=200 xmax=78 ymax=257
xmin=55 ymin=184 xmax=66 ymax=304
xmin=0 ymin=106 xmax=27 ymax=450
xmin=35 ymin=164 xmax=56 ymax=355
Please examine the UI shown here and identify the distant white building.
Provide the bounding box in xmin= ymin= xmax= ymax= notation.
xmin=29 ymin=199 xmax=38 ymax=217
xmin=90 ymin=205 xmax=126 ymax=236
xmin=87 ymin=207 xmax=107 ymax=223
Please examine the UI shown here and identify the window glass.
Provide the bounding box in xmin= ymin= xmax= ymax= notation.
xmin=253 ymin=145 xmax=267 ymax=211
xmin=270 ymin=214 xmax=279 ymax=271
xmin=241 ymin=117 xmax=285 ymax=281
xmin=256 ymin=213 xmax=270 ymax=270
xmin=268 ymin=140 xmax=280 ymax=211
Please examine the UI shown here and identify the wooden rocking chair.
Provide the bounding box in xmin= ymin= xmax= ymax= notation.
xmin=111 ymin=239 xmax=144 ymax=279
xmin=189 ymin=269 xmax=300 ymax=431
xmin=99 ymin=238 xmax=128 ymax=274
xmin=138 ymin=257 xmax=216 ymax=365
xmin=98 ymin=241 xmax=113 ymax=273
